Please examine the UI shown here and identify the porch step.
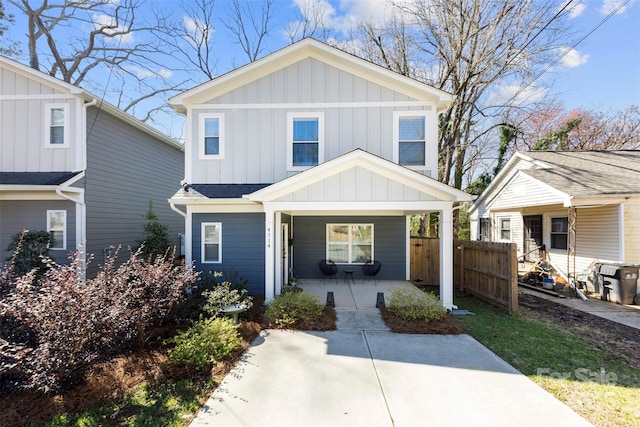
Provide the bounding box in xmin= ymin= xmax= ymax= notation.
xmin=335 ymin=309 xmax=389 ymax=331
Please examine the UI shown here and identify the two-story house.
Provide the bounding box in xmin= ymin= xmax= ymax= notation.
xmin=168 ymin=39 xmax=472 ymax=309
xmin=0 ymin=55 xmax=184 ymax=276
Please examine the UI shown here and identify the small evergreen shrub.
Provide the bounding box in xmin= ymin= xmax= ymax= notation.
xmin=264 ymin=292 xmax=324 ymax=327
xmin=135 ymin=201 xmax=172 ymax=261
xmin=202 ymin=281 xmax=253 ymax=318
xmin=167 ymin=317 xmax=241 ymax=368
xmin=5 ymin=230 xmax=53 ymax=278
xmin=388 ymin=288 xmax=446 ymax=322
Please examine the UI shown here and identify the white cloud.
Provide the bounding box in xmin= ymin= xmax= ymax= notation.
xmin=93 ymin=13 xmax=134 ymax=44
xmin=600 ymin=0 xmax=631 ymax=14
xmin=292 ymin=0 xmax=399 ymax=34
xmin=555 ymin=46 xmax=590 ymax=67
xmin=567 ymin=2 xmax=586 ymax=18
xmin=485 ymin=84 xmax=547 ymax=108
xmin=125 ymin=65 xmax=172 ymax=79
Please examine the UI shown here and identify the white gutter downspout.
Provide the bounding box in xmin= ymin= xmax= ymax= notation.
xmin=56 ymin=172 xmax=86 ymax=280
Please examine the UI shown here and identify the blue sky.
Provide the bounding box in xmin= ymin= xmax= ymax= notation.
xmin=4 ymin=0 xmax=639 ymax=118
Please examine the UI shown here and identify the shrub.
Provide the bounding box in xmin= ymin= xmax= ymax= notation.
xmin=135 ymin=201 xmax=172 ymax=261
xmin=4 ymin=230 xmax=53 ymax=278
xmin=0 ymin=246 xmax=199 ymax=393
xmin=388 ymin=288 xmax=446 ymax=322
xmin=167 ymin=317 xmax=241 ymax=368
xmin=264 ymin=292 xmax=324 ymax=327
xmin=203 ymin=281 xmax=253 ymax=318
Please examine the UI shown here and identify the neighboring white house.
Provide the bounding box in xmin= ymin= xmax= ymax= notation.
xmin=0 ymin=55 xmax=184 ymax=276
xmin=469 ymin=150 xmax=640 ymax=279
xmin=168 ymin=38 xmax=473 ymax=309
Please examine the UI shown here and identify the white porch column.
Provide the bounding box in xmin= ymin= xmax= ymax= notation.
xmin=264 ymin=208 xmax=276 ymax=301
xmin=439 ymin=205 xmax=456 ymax=311
xmin=274 ymin=211 xmax=282 ymax=296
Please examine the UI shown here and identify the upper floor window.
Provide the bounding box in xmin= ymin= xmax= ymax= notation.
xmin=199 ymin=113 xmax=225 ymax=159
xmin=201 ymin=222 xmax=222 ymax=263
xmin=550 ymin=217 xmax=568 ymax=250
xmin=287 ymin=112 xmax=324 ymax=170
xmin=44 ymin=104 xmax=69 ymax=147
xmin=47 ymin=210 xmax=66 ymax=250
xmin=394 ymin=112 xmax=427 ymax=168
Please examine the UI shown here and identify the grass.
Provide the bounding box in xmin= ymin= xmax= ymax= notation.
xmin=455 ymin=295 xmax=640 ymax=427
xmin=40 ymin=378 xmax=216 ymax=427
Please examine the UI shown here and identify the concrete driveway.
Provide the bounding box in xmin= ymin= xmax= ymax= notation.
xmin=190 ymin=282 xmax=591 ymax=426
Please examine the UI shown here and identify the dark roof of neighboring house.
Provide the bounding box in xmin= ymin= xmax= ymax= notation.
xmin=521 ymin=150 xmax=640 ymax=197
xmin=0 ymin=171 xmax=81 ymax=185
xmin=188 ymin=184 xmax=272 ymax=198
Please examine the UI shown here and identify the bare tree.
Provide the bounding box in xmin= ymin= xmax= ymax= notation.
xmin=224 ymin=0 xmax=274 ymax=63
xmin=285 ymin=0 xmax=329 ymax=43
xmin=0 ymin=0 xmax=20 ymax=55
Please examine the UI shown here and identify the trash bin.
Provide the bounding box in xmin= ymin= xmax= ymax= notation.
xmin=594 ymin=263 xmax=639 ymax=305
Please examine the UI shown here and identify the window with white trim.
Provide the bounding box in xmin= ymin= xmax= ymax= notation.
xmin=550 ymin=217 xmax=568 ymax=250
xmin=47 ymin=210 xmax=66 ymax=250
xmin=394 ymin=112 xmax=427 ymax=167
xmin=44 ymin=104 xmax=69 ymax=147
xmin=326 ymin=224 xmax=373 ymax=264
xmin=202 ymin=222 xmax=222 ymax=263
xmin=287 ymin=112 xmax=324 ymax=170
xmin=199 ymin=113 xmax=225 ymax=158
xmin=499 ymin=217 xmax=511 ymax=241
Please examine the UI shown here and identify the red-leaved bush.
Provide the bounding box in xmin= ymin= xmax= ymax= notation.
xmin=0 ymin=247 xmax=199 ymax=394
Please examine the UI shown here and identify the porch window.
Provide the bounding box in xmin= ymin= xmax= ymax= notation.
xmin=326 ymin=224 xmax=373 ymax=264
xmin=202 ymin=222 xmax=222 ymax=263
xmin=550 ymin=217 xmax=568 ymax=250
xmin=199 ymin=113 xmax=225 ymax=158
xmin=44 ymin=104 xmax=69 ymax=147
xmin=287 ymin=112 xmax=324 ymax=170
xmin=499 ymin=218 xmax=511 ymax=241
xmin=394 ymin=112 xmax=427 ymax=167
xmin=47 ymin=210 xmax=66 ymax=249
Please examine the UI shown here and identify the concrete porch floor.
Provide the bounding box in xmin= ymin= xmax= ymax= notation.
xmin=299 ymin=279 xmax=417 ymax=309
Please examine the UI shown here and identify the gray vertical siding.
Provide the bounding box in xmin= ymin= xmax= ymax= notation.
xmin=293 ymin=216 xmax=405 ymax=280
xmin=0 ymin=199 xmax=76 ymax=265
xmin=192 ymin=213 xmax=265 ymax=295
xmin=84 ymin=107 xmax=184 ymax=277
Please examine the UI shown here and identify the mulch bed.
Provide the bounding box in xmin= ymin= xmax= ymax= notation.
xmin=261 ymin=307 xmax=337 ymax=331
xmin=380 ymin=307 xmax=466 ymax=334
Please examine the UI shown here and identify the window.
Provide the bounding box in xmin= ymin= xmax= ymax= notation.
xmin=199 ymin=113 xmax=224 ymax=158
xmin=201 ymin=223 xmax=222 ymax=263
xmin=499 ymin=218 xmax=511 ymax=241
xmin=550 ymin=217 xmax=568 ymax=250
xmin=44 ymin=104 xmax=69 ymax=147
xmin=394 ymin=112 xmax=427 ymax=167
xmin=479 ymin=218 xmax=491 ymax=242
xmin=47 ymin=210 xmax=66 ymax=250
xmin=288 ymin=112 xmax=324 ymax=170
xmin=326 ymin=224 xmax=373 ymax=264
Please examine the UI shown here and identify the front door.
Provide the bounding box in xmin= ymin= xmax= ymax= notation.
xmin=523 ymin=215 xmax=543 ymax=262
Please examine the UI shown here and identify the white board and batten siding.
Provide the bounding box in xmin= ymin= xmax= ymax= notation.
xmin=188 ymin=57 xmax=439 ymax=185
xmin=0 ymin=63 xmax=82 ymax=172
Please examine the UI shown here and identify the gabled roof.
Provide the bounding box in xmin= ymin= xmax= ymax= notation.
xmin=0 ymin=172 xmax=81 ymax=186
xmin=471 ymin=150 xmax=640 ymax=212
xmin=246 ymin=149 xmax=473 ymax=203
xmin=168 ymin=38 xmax=454 ymax=113
xmin=0 ymin=55 xmax=183 ymax=152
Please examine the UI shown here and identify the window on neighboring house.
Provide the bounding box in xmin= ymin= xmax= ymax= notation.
xmin=395 ymin=112 xmax=426 ymax=167
xmin=288 ymin=113 xmax=324 ymax=170
xmin=326 ymin=224 xmax=373 ymax=264
xmin=479 ymin=218 xmax=491 ymax=242
xmin=499 ymin=218 xmax=511 ymax=241
xmin=200 ymin=114 xmax=224 ymax=158
xmin=47 ymin=210 xmax=66 ymax=249
xmin=202 ymin=222 xmax=222 ymax=263
xmin=550 ymin=217 xmax=568 ymax=250
xmin=45 ymin=104 xmax=69 ymax=147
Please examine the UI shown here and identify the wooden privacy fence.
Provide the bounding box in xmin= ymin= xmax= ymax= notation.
xmin=410 ymin=238 xmax=518 ymax=314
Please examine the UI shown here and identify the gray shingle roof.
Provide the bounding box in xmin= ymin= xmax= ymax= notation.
xmin=0 ymin=172 xmax=81 ymax=185
xmin=521 ymin=151 xmax=640 ymax=197
xmin=188 ymin=184 xmax=271 ymax=198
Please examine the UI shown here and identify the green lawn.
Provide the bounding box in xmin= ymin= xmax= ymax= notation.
xmin=455 ymin=295 xmax=640 ymax=427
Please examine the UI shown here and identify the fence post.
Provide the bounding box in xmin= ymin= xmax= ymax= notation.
xmin=509 ymin=242 xmax=519 ymax=314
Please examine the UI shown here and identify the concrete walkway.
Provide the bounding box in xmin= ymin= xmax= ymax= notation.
xmin=190 ymin=281 xmax=591 ymax=427
xmin=520 ymin=287 xmax=640 ymax=330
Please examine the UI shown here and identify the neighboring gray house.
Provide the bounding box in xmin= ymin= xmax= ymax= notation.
xmin=168 ymin=38 xmax=472 ymax=309
xmin=469 ymin=150 xmax=640 ymax=279
xmin=0 ymin=55 xmax=184 ymax=276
